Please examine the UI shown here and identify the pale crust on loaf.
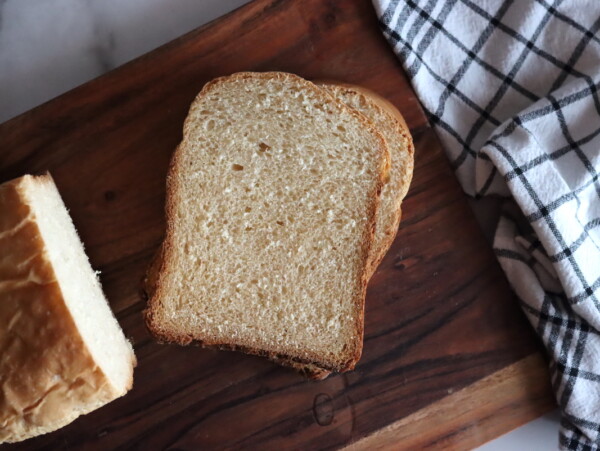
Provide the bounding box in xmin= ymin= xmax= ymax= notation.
xmin=144 ymin=72 xmax=390 ymax=373
xmin=280 ymin=84 xmax=414 ymax=378
xmin=0 ymin=175 xmax=135 ymax=443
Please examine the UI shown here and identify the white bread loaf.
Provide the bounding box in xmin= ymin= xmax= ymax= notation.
xmin=0 ymin=174 xmax=136 ymax=443
xmin=145 ymin=72 xmax=389 ymax=372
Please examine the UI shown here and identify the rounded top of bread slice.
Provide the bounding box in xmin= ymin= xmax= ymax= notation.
xmin=146 ymin=72 xmax=389 ymax=371
xmin=279 ymin=82 xmax=414 ymax=377
xmin=319 ymin=83 xmax=414 ymax=275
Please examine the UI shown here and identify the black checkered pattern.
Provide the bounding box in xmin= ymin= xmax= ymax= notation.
xmin=374 ymin=1 xmax=600 ymax=449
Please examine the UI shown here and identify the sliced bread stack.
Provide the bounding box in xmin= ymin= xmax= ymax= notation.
xmin=145 ymin=72 xmax=413 ymax=378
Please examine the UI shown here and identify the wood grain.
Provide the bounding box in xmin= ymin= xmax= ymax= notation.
xmin=346 ymin=354 xmax=555 ymax=450
xmin=0 ymin=0 xmax=554 ymax=449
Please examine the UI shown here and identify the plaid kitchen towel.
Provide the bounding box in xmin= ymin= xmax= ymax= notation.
xmin=373 ymin=0 xmax=600 ymax=449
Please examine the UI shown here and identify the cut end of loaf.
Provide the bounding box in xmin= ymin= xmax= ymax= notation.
xmin=146 ymin=72 xmax=389 ymax=372
xmin=0 ymin=174 xmax=136 ymax=443
xmin=23 ymin=174 xmax=136 ymax=392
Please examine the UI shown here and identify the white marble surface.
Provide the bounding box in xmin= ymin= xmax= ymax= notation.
xmin=0 ymin=0 xmax=561 ymax=449
xmin=477 ymin=410 xmax=560 ymax=451
xmin=0 ymin=0 xmax=251 ymax=123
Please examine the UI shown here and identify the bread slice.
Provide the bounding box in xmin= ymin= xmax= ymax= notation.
xmin=280 ymin=83 xmax=414 ymax=379
xmin=320 ymin=83 xmax=414 ymax=276
xmin=145 ymin=72 xmax=389 ymax=372
xmin=0 ymin=174 xmax=136 ymax=443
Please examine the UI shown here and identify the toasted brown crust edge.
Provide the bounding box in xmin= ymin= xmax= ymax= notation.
xmin=145 ymin=244 xmax=334 ymax=378
xmin=143 ymin=71 xmax=389 ymax=373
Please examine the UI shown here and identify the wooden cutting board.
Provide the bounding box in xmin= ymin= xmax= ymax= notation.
xmin=0 ymin=0 xmax=555 ymax=449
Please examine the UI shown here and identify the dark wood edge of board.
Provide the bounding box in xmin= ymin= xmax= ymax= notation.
xmin=345 ymin=352 xmax=556 ymax=450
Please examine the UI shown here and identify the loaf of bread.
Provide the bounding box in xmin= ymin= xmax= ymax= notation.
xmin=145 ymin=72 xmax=389 ymax=372
xmin=0 ymin=174 xmax=136 ymax=443
xmin=280 ymin=83 xmax=414 ymax=378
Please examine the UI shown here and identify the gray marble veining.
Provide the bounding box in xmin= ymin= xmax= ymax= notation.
xmin=0 ymin=0 xmax=250 ymax=123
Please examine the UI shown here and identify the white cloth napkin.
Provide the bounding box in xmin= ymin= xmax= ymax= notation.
xmin=373 ymin=1 xmax=600 ymax=449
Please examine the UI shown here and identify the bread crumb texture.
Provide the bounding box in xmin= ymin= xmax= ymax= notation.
xmin=147 ymin=72 xmax=389 ymax=371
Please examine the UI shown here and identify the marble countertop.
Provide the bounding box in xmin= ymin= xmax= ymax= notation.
xmin=0 ymin=0 xmax=250 ymax=123
xmin=0 ymin=0 xmax=559 ymax=449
